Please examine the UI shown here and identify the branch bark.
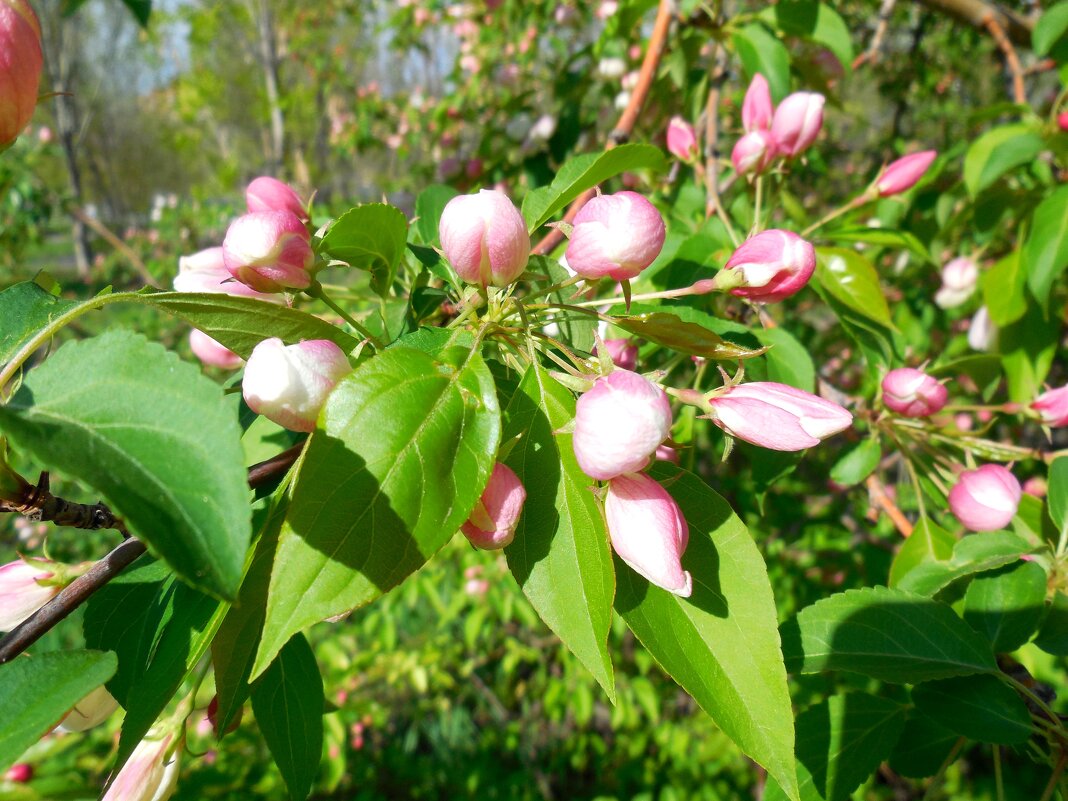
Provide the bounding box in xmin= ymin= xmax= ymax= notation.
xmin=531 ymin=0 xmax=674 ymax=257
xmin=916 ymin=0 xmax=1034 ymax=47
xmin=0 ymin=442 xmax=305 ymax=664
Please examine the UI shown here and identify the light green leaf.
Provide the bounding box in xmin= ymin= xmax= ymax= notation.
xmin=0 ymin=331 xmax=251 ymax=599
xmin=503 ymin=364 xmax=616 ymax=699
xmin=0 ymin=277 xmax=78 ymax=367
xmin=815 ymin=248 xmax=895 ymax=330
xmin=963 ymin=561 xmax=1048 ymax=652
xmin=755 ymin=327 xmax=816 ymax=391
xmin=615 ymin=463 xmax=798 ymax=801
xmin=414 ymin=184 xmax=460 ymax=246
xmin=1024 ymin=184 xmax=1068 ymax=304
xmin=1000 ymin=298 xmax=1058 ymax=404
xmin=520 ymin=144 xmax=669 ymax=232
xmin=1050 ymin=456 xmax=1068 ymax=540
xmin=253 ymin=345 xmax=500 ymax=677
xmin=888 ymin=517 xmax=955 ymax=588
xmin=761 ymin=2 xmax=854 ymax=75
xmin=764 ymin=693 xmax=907 ymax=801
xmin=319 ymin=203 xmax=410 ymax=297
xmin=732 ymin=24 xmax=791 ymax=103
xmin=823 ymin=227 xmax=931 ymax=264
xmin=1034 ymin=2 xmax=1068 ymax=55
xmin=963 ymin=124 xmax=1044 ymax=196
xmin=251 ymin=634 xmax=324 ymax=801
xmin=980 ymin=251 xmax=1027 ymax=327
xmin=896 ymin=531 xmax=1032 ymax=597
xmin=911 ymin=674 xmax=1031 ymax=745
xmin=829 ymin=439 xmax=881 ymax=487
xmin=781 ymin=586 xmax=998 ymax=682
xmin=0 ymin=650 xmax=117 ymax=773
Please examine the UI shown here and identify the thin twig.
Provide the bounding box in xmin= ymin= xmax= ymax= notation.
xmin=531 ymin=0 xmax=674 ymax=257
xmin=0 ymin=472 xmax=126 ymax=534
xmin=982 ymin=14 xmax=1026 ymax=105
xmin=68 ymin=207 xmax=160 ymax=289
xmin=0 ymin=442 xmax=306 ymax=663
xmin=853 ymin=0 xmax=897 ymax=69
xmin=865 ymin=474 xmax=914 ymax=537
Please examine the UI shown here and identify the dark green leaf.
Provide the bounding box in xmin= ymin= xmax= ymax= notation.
xmin=0 ymin=650 xmax=117 ymax=772
xmin=781 ymin=586 xmax=997 ymax=682
xmin=251 ymin=634 xmax=324 ymax=801
xmin=615 ymin=464 xmax=798 ymax=800
xmin=253 ymin=346 xmax=500 ymax=677
xmin=319 ymin=203 xmax=410 ymax=297
xmin=1000 ymin=298 xmax=1059 ymax=404
xmin=963 ymin=124 xmax=1044 ymax=196
xmin=503 ymin=364 xmax=615 ymax=699
xmin=761 ymin=2 xmax=854 ymax=74
xmin=732 ymin=24 xmax=791 ymax=103
xmin=829 ymin=439 xmax=881 ymax=487
xmin=888 ymin=715 xmax=961 ymax=779
xmin=888 ymin=517 xmax=955 ymax=588
xmin=896 ymin=532 xmax=1032 ymax=597
xmin=1034 ymin=592 xmax=1068 ymax=656
xmin=764 ymin=693 xmax=907 ymax=801
xmin=0 ymin=331 xmax=251 ymax=599
xmin=1024 ymin=184 xmax=1068 ymax=304
xmin=520 ymin=144 xmax=668 ymax=232
xmin=911 ymin=674 xmax=1031 ymax=745
xmin=962 ymin=561 xmax=1048 ymax=652
xmin=414 ymin=184 xmax=459 ymax=246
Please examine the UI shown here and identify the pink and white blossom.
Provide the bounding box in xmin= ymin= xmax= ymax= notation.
xmin=439 ymin=189 xmax=530 ymax=287
xmin=707 ymin=382 xmax=852 ymax=451
xmin=242 ymin=339 xmax=351 ymax=432
xmin=0 ymin=557 xmax=60 ymax=631
xmin=721 ymin=229 xmax=816 ymax=302
xmin=948 ymin=465 xmax=1021 ymax=531
xmin=770 ymin=92 xmax=824 ymax=156
xmin=882 ymin=368 xmax=948 ymax=418
xmin=461 ymin=463 xmax=527 ymax=549
xmin=565 ymin=191 xmax=666 ymax=281
xmin=222 ymin=211 xmax=314 ymax=293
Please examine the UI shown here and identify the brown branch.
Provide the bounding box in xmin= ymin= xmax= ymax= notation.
xmin=0 ymin=472 xmax=126 ymax=534
xmin=853 ymin=0 xmax=897 ymax=69
xmin=531 ymin=0 xmax=674 ymax=257
xmin=68 ymin=206 xmax=161 ymax=289
xmin=982 ymin=14 xmax=1027 ymax=105
xmin=917 ymin=0 xmax=1034 ymax=47
xmin=0 ymin=442 xmax=306 ymax=664
xmin=865 ymin=474 xmax=914 ymax=537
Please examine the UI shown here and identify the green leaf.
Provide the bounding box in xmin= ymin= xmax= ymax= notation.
xmin=896 ymin=532 xmax=1032 ymax=597
xmin=781 ymin=586 xmax=997 ymax=682
xmin=763 ymin=693 xmax=907 ymax=801
xmin=911 ymin=674 xmax=1031 ymax=745
xmin=520 ymin=144 xmax=668 ymax=232
xmin=251 ymin=634 xmax=324 ymax=801
xmin=888 ymin=714 xmax=960 ymax=779
xmin=0 ymin=277 xmax=78 ymax=367
xmin=815 ymin=248 xmax=895 ymax=331
xmin=980 ymin=251 xmax=1027 ymax=327
xmin=829 ymin=439 xmax=881 ymax=487
xmin=414 ymin=184 xmax=459 ymax=246
xmin=1000 ymin=298 xmax=1058 ymax=404
xmin=888 ymin=517 xmax=955 ymax=588
xmin=612 ymin=310 xmax=767 ymax=360
xmin=762 ymin=2 xmax=854 ymax=75
xmin=83 ymin=556 xmax=225 ymax=767
xmin=823 ymin=227 xmax=931 ymax=264
xmin=756 ymin=327 xmax=816 ymax=391
xmin=1034 ymin=592 xmax=1068 ymax=655
xmin=962 ymin=561 xmax=1047 ymax=652
xmin=1034 ymin=2 xmax=1068 ymax=55
xmin=615 ymin=463 xmax=798 ymax=801
xmin=502 ymin=364 xmax=616 ymax=699
xmin=535 ymin=256 xmax=597 ymax=353
xmin=0 ymin=331 xmax=251 ymax=599
xmin=319 ymin=203 xmax=410 ymax=297
xmin=732 ymin=23 xmax=791 ymax=103
xmin=253 ymin=345 xmax=500 ymax=677
xmin=0 ymin=650 xmax=117 ymax=773
xmin=147 ymin=293 xmax=360 ymax=358
xmin=963 ymin=124 xmax=1044 ymax=196
xmin=1024 ymin=184 xmax=1068 ymax=304
xmin=1050 ymin=456 xmax=1068 ymax=537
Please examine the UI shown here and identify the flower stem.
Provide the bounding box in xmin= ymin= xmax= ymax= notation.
xmin=305 ymin=282 xmax=383 ymax=349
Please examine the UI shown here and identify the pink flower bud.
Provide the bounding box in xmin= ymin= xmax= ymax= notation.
xmin=0 ymin=557 xmax=60 ymax=631
xmin=666 ymin=116 xmax=698 ymax=161
xmin=206 ymin=695 xmax=243 ymax=737
xmin=654 ymin=444 xmax=679 ymax=464
xmin=4 ymin=764 xmax=32 ymax=783
xmin=948 ymin=465 xmax=1021 ymax=532
xmin=605 ymin=473 xmax=691 ymax=597
xmin=968 ymin=306 xmax=996 ymax=352
xmin=1059 ymin=112 xmax=1068 ymax=133
xmin=1032 ymin=386 xmax=1068 ymax=427
xmin=565 ymin=191 xmax=666 ymax=281
xmin=102 ymin=734 xmax=179 ymax=801
xmin=881 ymin=368 xmax=948 ymax=417
xmin=222 ymin=211 xmax=314 ymax=294
xmin=572 ymin=370 xmax=672 ymax=480
xmin=731 ymin=130 xmax=776 ymax=176
xmin=741 ymin=73 xmax=773 ymax=133
xmin=0 ymin=0 xmax=43 ymax=149
xmin=707 ymin=382 xmax=852 ymax=451
xmin=875 ymin=150 xmax=936 ymax=197
xmin=461 ymin=462 xmax=526 ymax=549
xmin=188 ymin=329 xmax=242 ymax=370
xmin=934 ymin=256 xmax=978 ymax=309
xmin=245 ymin=176 xmax=309 ymax=222
xmin=59 ymin=685 xmax=118 ymax=732
xmin=770 ymin=92 xmax=824 ymax=157
xmin=594 ymin=338 xmax=638 ymax=371
xmin=722 ymin=229 xmax=815 ymax=302
xmin=1023 ymin=477 xmax=1047 ymax=498
xmin=242 ymin=339 xmax=350 ymax=432
xmin=439 ymin=189 xmax=530 ymax=287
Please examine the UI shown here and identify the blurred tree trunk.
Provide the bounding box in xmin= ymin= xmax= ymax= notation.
xmin=251 ymin=0 xmax=286 ymax=173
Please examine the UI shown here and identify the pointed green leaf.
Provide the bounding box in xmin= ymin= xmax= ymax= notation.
xmin=1024 ymin=184 xmax=1068 ymax=304
xmin=613 ymin=311 xmax=767 ymax=360
xmin=615 ymin=463 xmax=798 ymax=800
xmin=781 ymin=586 xmax=997 ymax=682
xmin=253 ymin=345 xmax=500 ymax=677
xmin=895 ymin=531 xmax=1032 ymax=597
xmin=962 ymin=561 xmax=1048 ymax=652
xmin=0 ymin=278 xmax=78 ymax=367
xmin=732 ymin=23 xmax=791 ymax=102
xmin=319 ymin=203 xmax=410 ymax=297
xmin=0 ymin=331 xmax=251 ymax=598
xmin=503 ymin=364 xmax=615 ymax=699
xmin=888 ymin=714 xmax=960 ymax=779
xmin=963 ymin=124 xmax=1044 ymax=196
xmin=414 ymin=184 xmax=460 ymax=246
xmin=911 ymin=674 xmax=1031 ymax=745
xmin=815 ymin=248 xmax=894 ymax=330
xmin=829 ymin=439 xmax=881 ymax=487
xmin=888 ymin=517 xmax=955 ymax=588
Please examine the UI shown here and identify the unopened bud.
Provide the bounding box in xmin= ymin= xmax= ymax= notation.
xmin=770 ymin=92 xmax=824 ymax=157
xmin=461 ymin=463 xmax=527 ymax=549
xmin=0 ymin=557 xmax=62 ymax=631
xmin=731 ymin=130 xmax=776 ymax=176
xmin=101 ymin=732 xmax=179 ymax=801
xmin=948 ymin=465 xmax=1021 ymax=532
xmin=565 ymin=191 xmax=665 ymax=281
xmin=245 ymin=176 xmax=309 ymax=222
xmin=59 ymin=685 xmax=119 ymax=732
xmin=222 ymin=211 xmax=314 ymax=294
xmin=881 ymin=368 xmax=948 ymax=418
xmin=875 ymin=150 xmax=936 ymax=197
xmin=707 ymin=382 xmax=852 ymax=451
xmin=0 ymin=0 xmax=43 ymax=149
xmin=666 ymin=116 xmax=698 ymax=162
xmin=242 ymin=339 xmax=351 ymax=432
xmin=741 ymin=73 xmax=773 ymax=134
xmin=721 ymin=229 xmax=816 ymax=302
xmin=593 ymin=338 xmax=638 ymax=371
xmin=439 ymin=189 xmax=530 ymax=287
xmin=1032 ymin=386 xmax=1068 ymax=427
